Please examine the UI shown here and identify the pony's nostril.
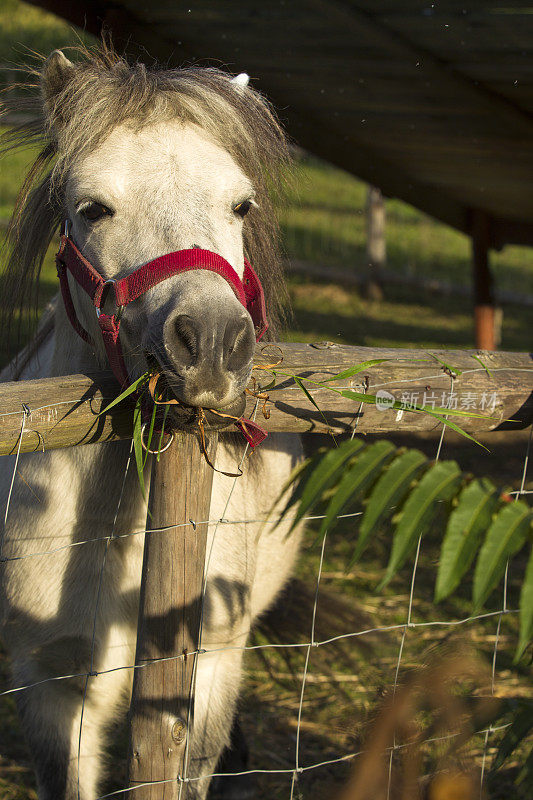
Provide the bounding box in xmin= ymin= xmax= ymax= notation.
xmin=225 ymin=315 xmax=255 ymax=372
xmin=172 ymin=314 xmax=197 ymax=367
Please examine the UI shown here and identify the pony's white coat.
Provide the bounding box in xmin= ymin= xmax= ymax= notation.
xmin=0 ymin=57 xmax=302 ymax=800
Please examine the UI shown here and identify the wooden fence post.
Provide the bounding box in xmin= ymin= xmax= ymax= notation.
xmin=471 ymin=210 xmax=499 ymax=350
xmin=365 ymin=185 xmax=386 ymax=301
xmin=126 ymin=430 xmax=218 ymax=799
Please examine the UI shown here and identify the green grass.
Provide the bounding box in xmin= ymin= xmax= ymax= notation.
xmin=281 ymin=154 xmax=533 ymax=298
xmin=0 ymin=133 xmax=38 ymax=218
xmin=0 ymin=0 xmax=92 ymax=70
xmin=285 ymin=275 xmax=531 ymax=352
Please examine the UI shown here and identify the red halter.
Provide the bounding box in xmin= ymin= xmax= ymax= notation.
xmin=55 ymin=223 xmax=269 ymax=447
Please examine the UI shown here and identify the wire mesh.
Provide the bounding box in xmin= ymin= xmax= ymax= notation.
xmin=0 ymin=381 xmax=531 ymax=800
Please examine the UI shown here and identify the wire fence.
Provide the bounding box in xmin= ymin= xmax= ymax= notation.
xmin=0 ymin=368 xmax=531 ymax=800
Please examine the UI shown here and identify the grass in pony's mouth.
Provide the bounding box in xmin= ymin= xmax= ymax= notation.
xmin=97 ymin=370 xmax=250 ymax=497
xmin=146 ymin=371 xmax=247 ymax=431
xmin=142 ymin=354 xmax=247 ymax=429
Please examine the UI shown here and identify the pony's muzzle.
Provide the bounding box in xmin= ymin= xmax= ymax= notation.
xmin=163 ymin=305 xmax=255 ymax=409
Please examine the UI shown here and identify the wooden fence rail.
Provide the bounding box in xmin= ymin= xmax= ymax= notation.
xmin=0 ymin=342 xmax=532 ymax=456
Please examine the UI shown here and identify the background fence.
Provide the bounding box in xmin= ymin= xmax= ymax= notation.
xmin=0 ymin=341 xmax=532 ymax=799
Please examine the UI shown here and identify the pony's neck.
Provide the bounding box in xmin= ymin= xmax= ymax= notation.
xmin=51 ymin=300 xmax=105 ymax=377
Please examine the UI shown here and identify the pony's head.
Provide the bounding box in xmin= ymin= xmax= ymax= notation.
xmin=2 ymin=44 xmax=289 ymax=415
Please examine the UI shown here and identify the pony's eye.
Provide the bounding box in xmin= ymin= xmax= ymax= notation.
xmin=233 ymin=199 xmax=252 ymax=218
xmin=79 ymin=202 xmax=113 ymax=223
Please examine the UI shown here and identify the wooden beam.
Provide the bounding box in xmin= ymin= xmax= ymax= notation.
xmin=493 ymin=218 xmax=533 ymax=249
xmin=26 ymin=0 xmax=105 ymax=37
xmin=0 ymin=343 xmax=531 ymax=456
xmin=270 ymin=97 xmax=469 ymax=235
xmin=126 ymin=432 xmax=217 ymax=798
xmin=308 ymin=0 xmax=533 ymax=136
xmin=134 ymin=0 xmax=533 ymax=242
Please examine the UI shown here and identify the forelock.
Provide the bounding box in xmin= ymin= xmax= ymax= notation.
xmin=46 ymin=53 xmax=287 ymax=191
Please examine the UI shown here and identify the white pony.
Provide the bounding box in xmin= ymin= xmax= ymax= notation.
xmin=0 ymin=46 xmax=302 ymax=799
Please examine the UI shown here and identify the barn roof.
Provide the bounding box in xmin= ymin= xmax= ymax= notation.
xmin=28 ymin=0 xmax=533 ymax=247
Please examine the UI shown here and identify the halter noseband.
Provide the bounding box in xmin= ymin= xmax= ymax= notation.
xmin=54 ymin=222 xmax=269 ymax=449
xmin=55 ymin=221 xmax=268 ymax=390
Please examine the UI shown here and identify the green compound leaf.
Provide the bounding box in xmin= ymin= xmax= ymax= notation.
xmin=435 ymin=479 xmax=500 ymax=602
xmin=516 ymin=544 xmax=533 ymax=661
xmin=350 ymin=449 xmax=428 ymax=566
xmin=337 ymin=390 xmax=487 ymax=449
xmin=473 ymin=501 xmax=532 ymax=610
xmin=142 ymin=397 xmax=158 ymax=469
xmin=471 ymin=353 xmax=493 ymax=378
xmin=379 ymin=460 xmax=462 ymax=589
xmin=339 ymin=389 xmax=376 ymax=403
xmin=293 ymin=375 xmax=321 ymax=412
xmin=317 ymin=440 xmax=397 ymax=537
xmin=288 ymin=438 xmax=366 ymax=532
xmin=426 ymin=351 xmax=463 ymax=377
xmin=492 ymin=705 xmax=533 ymax=771
xmin=270 ymin=371 xmax=490 ymax=451
xmin=424 ymin=410 xmax=486 ymax=450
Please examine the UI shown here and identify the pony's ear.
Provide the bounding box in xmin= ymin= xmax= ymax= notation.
xmin=41 ymin=50 xmax=75 ymax=116
xmin=231 ymin=73 xmax=250 ymax=89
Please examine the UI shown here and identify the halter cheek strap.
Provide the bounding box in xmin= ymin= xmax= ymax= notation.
xmin=55 ymin=226 xmax=269 ymax=448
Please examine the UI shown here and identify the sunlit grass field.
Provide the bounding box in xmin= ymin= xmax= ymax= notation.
xmin=281 ymin=155 xmax=533 ymax=295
